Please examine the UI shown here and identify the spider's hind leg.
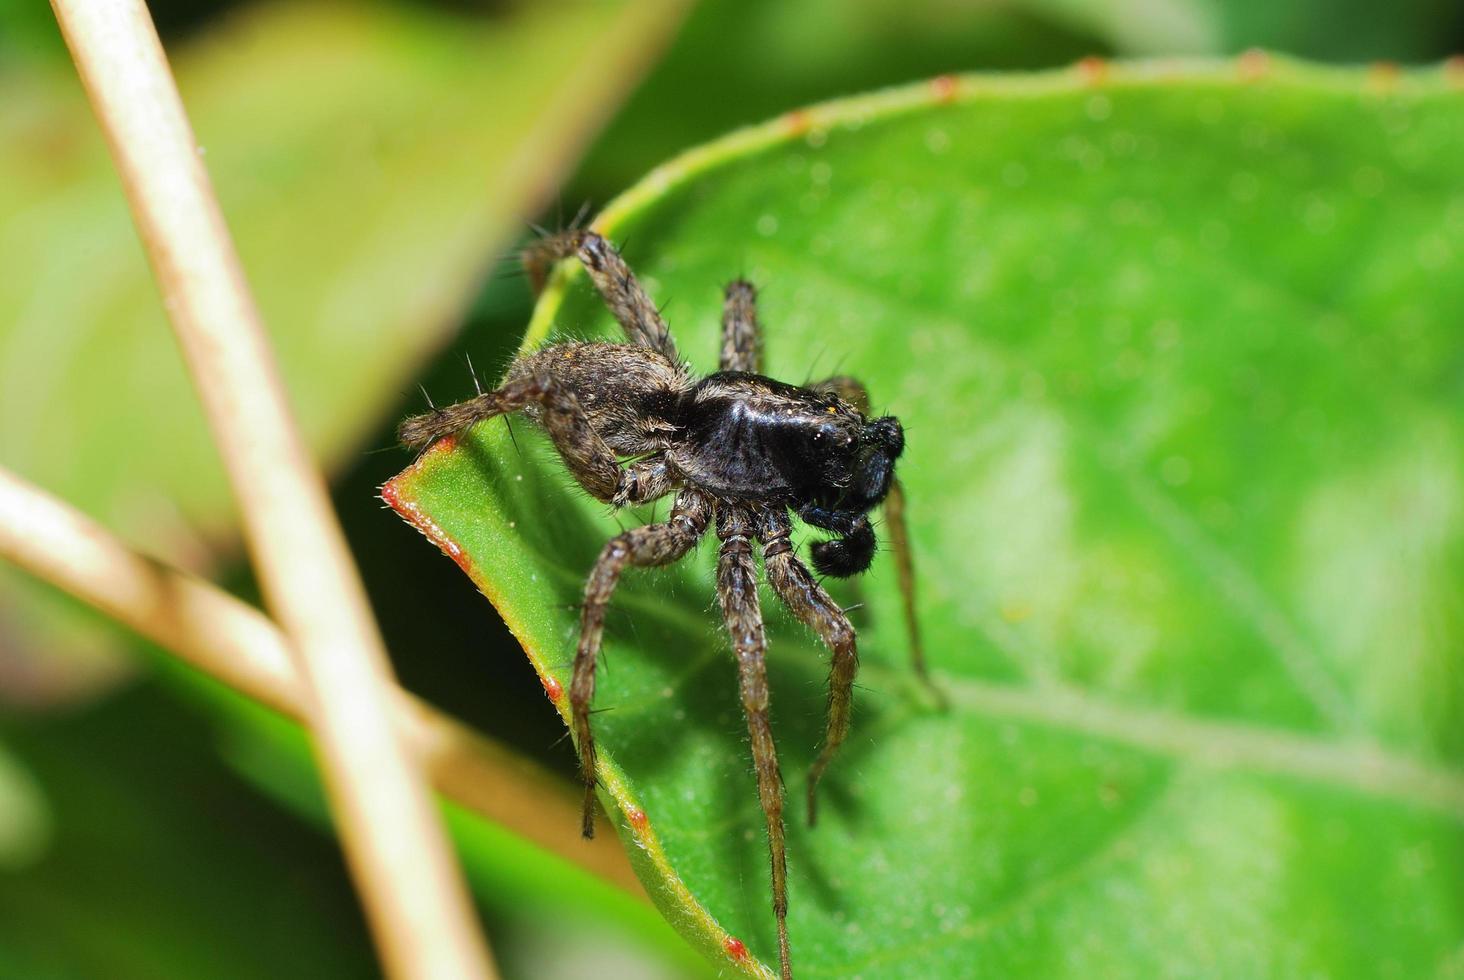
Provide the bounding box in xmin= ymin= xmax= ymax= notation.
xmin=720 ymin=278 xmax=761 ymax=372
xmin=399 ymin=366 xmax=653 ymax=505
xmin=572 ymin=490 xmax=710 ymax=837
xmin=521 ymin=229 xmax=679 ymax=361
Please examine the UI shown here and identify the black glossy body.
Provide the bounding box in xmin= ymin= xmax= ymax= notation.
xmin=499 ymin=344 xmax=904 ymax=576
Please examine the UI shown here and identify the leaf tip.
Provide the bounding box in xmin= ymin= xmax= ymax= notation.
xmin=380 ymin=472 xmax=474 ymax=577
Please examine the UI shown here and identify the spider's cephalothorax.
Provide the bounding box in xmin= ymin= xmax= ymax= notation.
xmin=399 ymin=230 xmax=928 ymax=980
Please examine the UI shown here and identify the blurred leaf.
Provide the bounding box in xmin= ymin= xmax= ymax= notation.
xmin=387 ymin=60 xmax=1464 ymax=977
xmin=1021 ymin=0 xmax=1464 ymax=60
xmin=0 ymin=740 xmax=50 ymax=871
xmin=0 ymin=0 xmax=684 ymax=695
xmin=571 ymin=0 xmax=1103 ymax=199
xmin=0 ymin=684 xmax=377 ymax=978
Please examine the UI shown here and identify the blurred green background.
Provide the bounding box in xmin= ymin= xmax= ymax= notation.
xmin=1 ymin=1 xmax=1461 ymax=977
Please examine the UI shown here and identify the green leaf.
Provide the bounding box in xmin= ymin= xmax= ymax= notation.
xmin=1019 ymin=0 xmax=1464 ymax=60
xmin=0 ymin=740 xmax=50 ymax=871
xmin=0 ymin=0 xmax=680 ymax=690
xmin=387 ymin=60 xmax=1464 ymax=977
xmin=0 ymin=684 xmax=378 ymax=978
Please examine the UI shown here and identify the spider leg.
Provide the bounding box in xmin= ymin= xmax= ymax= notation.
xmin=716 ymin=504 xmax=792 ymax=980
xmin=807 ymin=374 xmax=870 ymax=413
xmin=573 ymin=489 xmax=711 ymax=838
xmin=807 ymin=375 xmax=933 ymax=689
xmin=881 ymin=475 xmax=938 ymax=696
xmin=758 ymin=509 xmax=858 ymax=828
xmin=720 ymin=279 xmax=761 ymax=372
xmin=522 ymin=229 xmax=678 ymax=361
xmin=399 ymin=371 xmax=658 ymax=505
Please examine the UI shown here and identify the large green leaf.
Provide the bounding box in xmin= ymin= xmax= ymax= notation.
xmin=0 ymin=0 xmax=680 ymax=696
xmin=387 ymin=60 xmax=1464 ymax=977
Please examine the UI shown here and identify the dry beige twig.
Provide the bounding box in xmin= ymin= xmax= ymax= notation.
xmin=0 ymin=465 xmax=643 ymax=893
xmin=49 ymin=2 xmax=494 ymax=975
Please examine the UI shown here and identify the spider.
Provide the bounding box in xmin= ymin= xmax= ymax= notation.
xmin=398 ymin=228 xmax=928 ymax=980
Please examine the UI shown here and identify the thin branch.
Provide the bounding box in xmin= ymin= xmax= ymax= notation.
xmin=0 ymin=465 xmax=643 ymax=895
xmin=49 ymin=2 xmax=493 ymax=975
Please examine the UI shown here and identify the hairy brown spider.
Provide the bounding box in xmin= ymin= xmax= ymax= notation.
xmin=398 ymin=229 xmax=927 ymax=980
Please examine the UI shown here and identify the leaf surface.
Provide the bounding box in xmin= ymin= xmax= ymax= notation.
xmin=388 ymin=60 xmax=1464 ymax=978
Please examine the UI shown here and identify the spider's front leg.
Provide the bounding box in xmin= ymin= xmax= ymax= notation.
xmin=522 ymin=229 xmax=679 ymax=362
xmin=809 ymin=374 xmax=933 ymax=689
xmin=572 ymin=489 xmax=711 ymax=838
xmin=758 ymin=509 xmax=858 ymax=828
xmin=716 ymin=505 xmax=792 ymax=980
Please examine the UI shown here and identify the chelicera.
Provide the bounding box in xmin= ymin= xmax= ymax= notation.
xmin=399 ymin=228 xmax=928 ymax=980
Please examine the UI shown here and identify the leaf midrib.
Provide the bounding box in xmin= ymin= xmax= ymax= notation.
xmin=852 ymin=660 xmax=1464 ymax=818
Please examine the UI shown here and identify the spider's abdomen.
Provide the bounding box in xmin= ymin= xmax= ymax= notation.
xmin=508 ymin=342 xmax=690 ymax=453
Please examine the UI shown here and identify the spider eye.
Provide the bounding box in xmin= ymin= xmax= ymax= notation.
xmin=865 ymin=416 xmax=904 ymax=456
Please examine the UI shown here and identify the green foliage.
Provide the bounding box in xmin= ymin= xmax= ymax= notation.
xmin=0 ymin=685 xmax=376 ymax=979
xmin=1021 ymin=0 xmax=1464 ymax=59
xmin=389 ymin=61 xmax=1464 ymax=977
